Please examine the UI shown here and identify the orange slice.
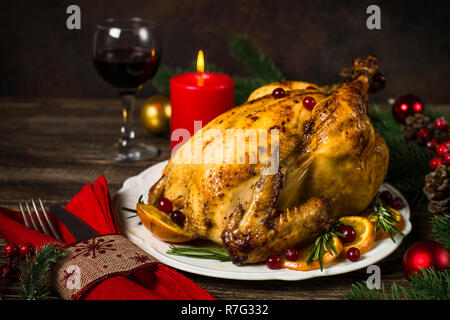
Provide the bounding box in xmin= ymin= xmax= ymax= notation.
xmin=281 ymin=236 xmax=343 ymax=271
xmin=339 ymin=216 xmax=375 ymax=256
xmin=137 ymin=203 xmax=193 ymax=243
xmin=369 ymin=208 xmax=405 ymax=241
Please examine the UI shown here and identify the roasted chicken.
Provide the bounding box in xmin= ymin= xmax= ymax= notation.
xmin=147 ymin=56 xmax=389 ymax=264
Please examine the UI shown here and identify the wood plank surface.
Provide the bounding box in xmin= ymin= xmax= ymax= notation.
xmin=0 ymin=98 xmax=438 ymax=300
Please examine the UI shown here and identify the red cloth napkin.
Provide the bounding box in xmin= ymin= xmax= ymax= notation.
xmin=0 ymin=176 xmax=214 ymax=300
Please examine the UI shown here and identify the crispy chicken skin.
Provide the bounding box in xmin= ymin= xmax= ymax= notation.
xmin=148 ymin=56 xmax=389 ymax=264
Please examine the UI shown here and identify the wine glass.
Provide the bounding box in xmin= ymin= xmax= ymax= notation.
xmin=93 ymin=18 xmax=160 ymax=162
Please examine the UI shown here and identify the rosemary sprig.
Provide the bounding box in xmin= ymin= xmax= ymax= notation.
xmin=121 ymin=195 xmax=144 ymax=219
xmin=369 ymin=194 xmax=405 ymax=243
xmin=167 ymin=244 xmax=231 ymax=262
xmin=306 ymin=222 xmax=342 ymax=271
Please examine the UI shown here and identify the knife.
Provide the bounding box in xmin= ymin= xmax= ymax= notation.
xmin=50 ymin=205 xmax=99 ymax=241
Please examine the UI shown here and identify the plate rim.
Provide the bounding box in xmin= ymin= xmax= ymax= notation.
xmin=114 ymin=160 xmax=412 ymax=281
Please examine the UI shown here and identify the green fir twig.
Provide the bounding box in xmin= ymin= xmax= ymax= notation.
xmin=431 ymin=213 xmax=450 ymax=250
xmin=19 ymin=243 xmax=66 ymax=300
xmin=347 ymin=268 xmax=450 ymax=300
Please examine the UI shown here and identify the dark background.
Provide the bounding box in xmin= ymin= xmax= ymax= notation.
xmin=1 ymin=0 xmax=450 ymax=104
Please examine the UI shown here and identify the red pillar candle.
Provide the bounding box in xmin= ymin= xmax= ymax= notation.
xmin=170 ymin=50 xmax=234 ymax=151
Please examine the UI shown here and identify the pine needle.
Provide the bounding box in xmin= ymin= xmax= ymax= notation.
xmin=431 ymin=213 xmax=450 ymax=250
xmin=19 ymin=243 xmax=66 ymax=300
xmin=229 ymin=35 xmax=286 ymax=83
xmin=347 ymin=268 xmax=449 ymax=300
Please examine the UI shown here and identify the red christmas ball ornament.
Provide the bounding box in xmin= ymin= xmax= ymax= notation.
xmin=392 ymin=94 xmax=424 ymax=124
xmin=403 ymin=240 xmax=449 ymax=280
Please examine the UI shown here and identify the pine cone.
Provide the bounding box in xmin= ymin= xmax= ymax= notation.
xmin=423 ymin=164 xmax=450 ymax=214
xmin=401 ymin=113 xmax=433 ymax=141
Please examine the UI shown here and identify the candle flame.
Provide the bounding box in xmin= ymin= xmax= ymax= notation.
xmin=151 ymin=49 xmax=156 ymax=57
xmin=197 ymin=50 xmax=205 ymax=73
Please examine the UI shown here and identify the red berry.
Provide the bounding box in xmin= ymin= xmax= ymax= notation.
xmin=306 ymin=86 xmax=316 ymax=90
xmin=170 ymin=210 xmax=186 ymax=228
xmin=434 ymin=117 xmax=448 ymax=131
xmin=347 ymin=247 xmax=360 ymax=262
xmin=0 ymin=264 xmax=11 ymax=279
xmin=380 ymin=190 xmax=393 ymax=204
xmin=19 ymin=243 xmax=34 ymax=258
xmin=337 ymin=224 xmax=356 ymax=244
xmin=302 ymin=96 xmax=316 ymax=110
xmin=285 ymin=248 xmax=299 ymax=261
xmin=417 ymin=128 xmax=431 ymax=142
xmin=157 ymin=197 xmax=173 ymax=213
xmin=430 ymin=157 xmax=443 ymax=170
xmin=272 ymin=88 xmax=285 ymax=99
xmin=427 ymin=139 xmax=438 ymax=150
xmin=445 ymin=153 xmax=450 ymax=164
xmin=266 ymin=255 xmax=282 ymax=269
xmin=390 ymin=197 xmax=405 ymax=210
xmin=442 ymin=141 xmax=450 ymax=148
xmin=3 ymin=243 xmax=18 ymax=258
xmin=436 ymin=144 xmax=449 ymax=157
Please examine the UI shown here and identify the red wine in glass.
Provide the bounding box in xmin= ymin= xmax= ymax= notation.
xmin=93 ymin=48 xmax=160 ymax=92
xmin=93 ymin=18 xmax=160 ymax=161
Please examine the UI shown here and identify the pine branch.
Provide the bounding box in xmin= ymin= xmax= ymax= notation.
xmin=19 ymin=243 xmax=66 ymax=300
xmin=229 ymin=35 xmax=286 ymax=83
xmin=369 ymin=105 xmax=433 ymax=207
xmin=431 ymin=213 xmax=450 ymax=250
xmin=347 ymin=268 xmax=449 ymax=300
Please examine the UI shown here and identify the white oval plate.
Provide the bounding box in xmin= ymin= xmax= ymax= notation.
xmin=114 ymin=160 xmax=412 ymax=281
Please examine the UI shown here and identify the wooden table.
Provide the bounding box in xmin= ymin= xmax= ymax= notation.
xmin=0 ymin=97 xmax=434 ymax=300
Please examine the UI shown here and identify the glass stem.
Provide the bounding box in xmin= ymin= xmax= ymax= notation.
xmin=118 ymin=93 xmax=136 ymax=148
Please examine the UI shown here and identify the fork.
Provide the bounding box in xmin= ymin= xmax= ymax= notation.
xmin=19 ymin=199 xmax=62 ymax=242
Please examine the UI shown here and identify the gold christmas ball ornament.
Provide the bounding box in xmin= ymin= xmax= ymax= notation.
xmin=139 ymin=95 xmax=171 ymax=135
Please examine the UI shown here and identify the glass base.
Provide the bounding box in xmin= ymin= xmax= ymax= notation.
xmin=101 ymin=141 xmax=159 ymax=162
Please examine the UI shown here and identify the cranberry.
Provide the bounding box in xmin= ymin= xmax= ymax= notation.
xmin=266 ymin=255 xmax=282 ymax=269
xmin=337 ymin=224 xmax=356 ymax=244
xmin=347 ymin=247 xmax=360 ymax=262
xmin=0 ymin=264 xmax=11 ymax=279
xmin=417 ymin=128 xmax=431 ymax=142
xmin=436 ymin=144 xmax=449 ymax=157
xmin=427 ymin=139 xmax=438 ymax=151
xmin=285 ymin=248 xmax=299 ymax=261
xmin=272 ymin=88 xmax=285 ymax=99
xmin=157 ymin=197 xmax=173 ymax=214
xmin=170 ymin=210 xmax=186 ymax=228
xmin=442 ymin=141 xmax=450 ymax=148
xmin=306 ymin=86 xmax=316 ymax=90
xmin=19 ymin=243 xmax=34 ymax=258
xmin=302 ymin=96 xmax=316 ymax=110
xmin=390 ymin=197 xmax=405 ymax=210
xmin=3 ymin=243 xmax=18 ymax=258
xmin=445 ymin=153 xmax=450 ymax=164
xmin=430 ymin=157 xmax=443 ymax=170
xmin=380 ymin=190 xmax=393 ymax=204
xmin=434 ymin=117 xmax=448 ymax=131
